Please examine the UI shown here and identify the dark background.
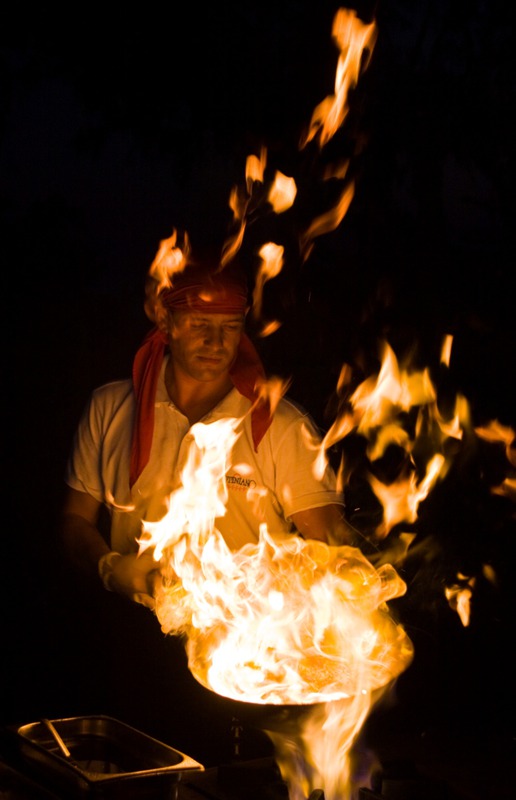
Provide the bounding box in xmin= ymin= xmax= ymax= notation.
xmin=1 ymin=0 xmax=515 ymax=794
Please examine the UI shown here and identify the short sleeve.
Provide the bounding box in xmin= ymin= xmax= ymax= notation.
xmin=269 ymin=402 xmax=343 ymax=519
xmin=64 ymin=392 xmax=105 ymax=502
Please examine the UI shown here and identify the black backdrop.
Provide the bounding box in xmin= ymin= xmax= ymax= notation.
xmin=2 ymin=0 xmax=515 ymax=787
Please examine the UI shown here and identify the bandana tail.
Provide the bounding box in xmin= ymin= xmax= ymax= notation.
xmin=230 ymin=333 xmax=272 ymax=451
xmin=130 ymin=328 xmax=167 ymax=487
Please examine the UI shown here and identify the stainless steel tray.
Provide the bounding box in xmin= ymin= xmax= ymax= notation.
xmin=8 ymin=715 xmax=204 ymax=798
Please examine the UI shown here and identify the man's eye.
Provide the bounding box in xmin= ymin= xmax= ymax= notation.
xmin=224 ymin=324 xmax=241 ymax=332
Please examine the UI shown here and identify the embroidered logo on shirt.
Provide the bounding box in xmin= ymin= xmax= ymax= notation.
xmin=226 ymin=473 xmax=256 ymax=491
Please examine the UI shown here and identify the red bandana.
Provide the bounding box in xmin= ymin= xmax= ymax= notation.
xmin=129 ymin=266 xmax=272 ymax=488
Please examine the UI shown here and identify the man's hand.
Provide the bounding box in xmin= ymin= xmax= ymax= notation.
xmin=290 ymin=504 xmax=364 ymax=547
xmin=98 ymin=551 xmax=161 ymax=609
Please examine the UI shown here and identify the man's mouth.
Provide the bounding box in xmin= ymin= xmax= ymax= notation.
xmin=197 ymin=354 xmax=224 ymax=365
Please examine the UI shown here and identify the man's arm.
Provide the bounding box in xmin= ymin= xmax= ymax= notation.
xmin=59 ymin=487 xmax=108 ymax=578
xmin=59 ymin=487 xmax=159 ymax=607
xmin=290 ymin=503 xmax=364 ymax=547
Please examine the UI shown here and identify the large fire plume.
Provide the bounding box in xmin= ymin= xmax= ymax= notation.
xmin=135 ymin=7 xmax=514 ymax=799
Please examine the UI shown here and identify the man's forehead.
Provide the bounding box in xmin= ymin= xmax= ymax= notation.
xmin=174 ymin=310 xmax=245 ymax=323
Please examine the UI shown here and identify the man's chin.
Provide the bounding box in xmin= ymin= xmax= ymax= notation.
xmin=191 ymin=365 xmax=229 ymax=382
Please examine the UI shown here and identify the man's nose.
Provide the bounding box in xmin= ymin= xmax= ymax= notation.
xmin=204 ymin=325 xmax=224 ymax=346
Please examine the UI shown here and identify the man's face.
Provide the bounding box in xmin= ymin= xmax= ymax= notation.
xmin=167 ymin=310 xmax=245 ymax=382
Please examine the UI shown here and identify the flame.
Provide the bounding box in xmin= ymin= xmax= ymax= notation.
xmin=475 ymin=420 xmax=516 ymax=466
xmin=296 ymin=9 xmax=376 ymax=262
xmin=445 ymin=574 xmax=476 ymax=627
xmin=140 ymin=413 xmax=413 ymax=798
xmin=370 ymin=454 xmax=445 ymax=538
xmin=267 ymin=696 xmax=381 ymax=800
xmin=300 ymin=9 xmax=377 ymax=149
xmin=268 ymin=171 xmax=297 ymax=213
xmin=474 ymin=421 xmax=516 ymax=499
xmin=138 ymin=417 xmax=242 ymax=561
xmin=219 ymin=8 xmax=378 ymax=279
xmin=252 ymin=242 xmax=284 ymax=322
xmin=300 ymin=182 xmax=355 ymax=262
xmin=148 ymin=229 xmax=190 ymax=290
xmin=258 ymin=320 xmax=282 ymax=337
xmin=314 ymin=342 xmax=459 ymax=540
xmin=440 ymin=333 xmax=453 ymax=366
xmin=140 ymin=416 xmax=413 ymax=699
xmin=221 ymin=148 xmax=268 ymax=267
xmin=254 ymin=375 xmax=291 ymax=417
xmin=482 ymin=563 xmax=498 ymax=586
xmin=246 ymin=147 xmax=267 ymax=188
xmin=221 ymin=184 xmax=251 ymax=267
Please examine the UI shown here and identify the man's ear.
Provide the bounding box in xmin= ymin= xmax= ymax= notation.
xmin=144 ymin=277 xmax=169 ymax=332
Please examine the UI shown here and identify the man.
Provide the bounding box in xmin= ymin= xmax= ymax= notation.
xmin=60 ymin=256 xmax=356 ymax=608
xmin=57 ymin=251 xmax=356 ymax=764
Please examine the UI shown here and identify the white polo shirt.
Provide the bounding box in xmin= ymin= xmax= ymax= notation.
xmin=65 ymin=357 xmax=343 ymax=553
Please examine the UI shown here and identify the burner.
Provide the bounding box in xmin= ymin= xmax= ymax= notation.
xmin=179 ymin=757 xmax=476 ymax=800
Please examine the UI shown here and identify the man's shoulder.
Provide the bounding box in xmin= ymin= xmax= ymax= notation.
xmin=275 ymin=395 xmax=311 ymax=420
xmin=272 ymin=396 xmax=321 ymax=433
xmin=263 ymin=395 xmax=325 ymax=450
xmin=90 ymin=378 xmax=134 ymax=408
